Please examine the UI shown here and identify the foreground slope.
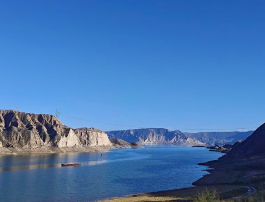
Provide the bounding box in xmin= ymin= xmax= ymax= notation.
xmin=194 ymin=122 xmax=265 ymax=186
xmin=225 ymin=123 xmax=265 ymax=157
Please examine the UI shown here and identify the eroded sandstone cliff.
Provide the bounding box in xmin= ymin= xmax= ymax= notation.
xmin=0 ymin=110 xmax=114 ymax=154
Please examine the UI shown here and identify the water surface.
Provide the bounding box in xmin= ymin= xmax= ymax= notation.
xmin=0 ymin=146 xmax=223 ymax=202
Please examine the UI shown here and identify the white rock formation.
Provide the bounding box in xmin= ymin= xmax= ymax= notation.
xmin=75 ymin=128 xmax=112 ymax=146
xmin=57 ymin=129 xmax=81 ymax=148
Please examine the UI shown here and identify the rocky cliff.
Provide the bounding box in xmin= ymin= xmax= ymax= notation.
xmin=0 ymin=110 xmax=117 ymax=154
xmin=107 ymin=128 xmax=252 ymax=146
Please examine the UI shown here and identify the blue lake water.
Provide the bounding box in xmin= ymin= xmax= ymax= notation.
xmin=0 ymin=146 xmax=223 ymax=202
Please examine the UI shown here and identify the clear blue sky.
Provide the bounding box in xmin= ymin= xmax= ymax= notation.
xmin=0 ymin=0 xmax=264 ymax=132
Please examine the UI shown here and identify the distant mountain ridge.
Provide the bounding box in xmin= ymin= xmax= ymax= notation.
xmin=184 ymin=131 xmax=252 ymax=146
xmin=107 ymin=128 xmax=203 ymax=146
xmin=107 ymin=128 xmax=253 ymax=146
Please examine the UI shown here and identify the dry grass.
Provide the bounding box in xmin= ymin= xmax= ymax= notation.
xmin=100 ymin=188 xmax=265 ymax=202
xmin=102 ymin=195 xmax=192 ymax=202
xmin=99 ymin=186 xmax=248 ymax=202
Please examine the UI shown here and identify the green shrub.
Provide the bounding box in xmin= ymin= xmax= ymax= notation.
xmin=194 ymin=189 xmax=221 ymax=202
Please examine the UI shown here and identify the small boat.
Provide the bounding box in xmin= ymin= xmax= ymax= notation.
xmin=61 ymin=163 xmax=81 ymax=167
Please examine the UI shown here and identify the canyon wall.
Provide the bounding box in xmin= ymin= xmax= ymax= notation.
xmin=0 ymin=110 xmax=113 ymax=153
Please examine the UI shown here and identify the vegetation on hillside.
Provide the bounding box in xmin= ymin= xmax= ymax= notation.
xmin=194 ymin=189 xmax=265 ymax=202
xmin=194 ymin=189 xmax=221 ymax=202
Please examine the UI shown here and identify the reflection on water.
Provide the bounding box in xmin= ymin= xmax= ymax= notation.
xmin=0 ymin=163 xmax=61 ymax=172
xmin=0 ymin=152 xmax=148 ymax=172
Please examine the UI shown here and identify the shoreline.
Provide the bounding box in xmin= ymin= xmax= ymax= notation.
xmin=0 ymin=144 xmax=204 ymax=156
xmin=0 ymin=143 xmax=141 ymax=156
xmin=0 ymin=145 xmax=120 ymax=156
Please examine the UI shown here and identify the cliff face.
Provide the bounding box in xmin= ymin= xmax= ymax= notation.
xmin=107 ymin=128 xmax=252 ymax=146
xmin=0 ymin=110 xmax=112 ymax=153
xmin=74 ymin=128 xmax=111 ymax=147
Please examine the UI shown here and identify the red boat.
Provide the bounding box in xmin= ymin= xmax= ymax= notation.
xmin=61 ymin=163 xmax=81 ymax=167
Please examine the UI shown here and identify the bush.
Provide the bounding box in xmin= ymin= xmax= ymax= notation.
xmin=194 ymin=189 xmax=221 ymax=202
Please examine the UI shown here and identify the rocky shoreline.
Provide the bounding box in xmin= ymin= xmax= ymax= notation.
xmin=0 ymin=144 xmax=134 ymax=155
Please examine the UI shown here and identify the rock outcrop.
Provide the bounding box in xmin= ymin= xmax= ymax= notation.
xmin=0 ymin=110 xmax=118 ymax=154
xmin=110 ymin=139 xmax=133 ymax=148
xmin=110 ymin=139 xmax=142 ymax=148
xmin=75 ymin=128 xmax=111 ymax=146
